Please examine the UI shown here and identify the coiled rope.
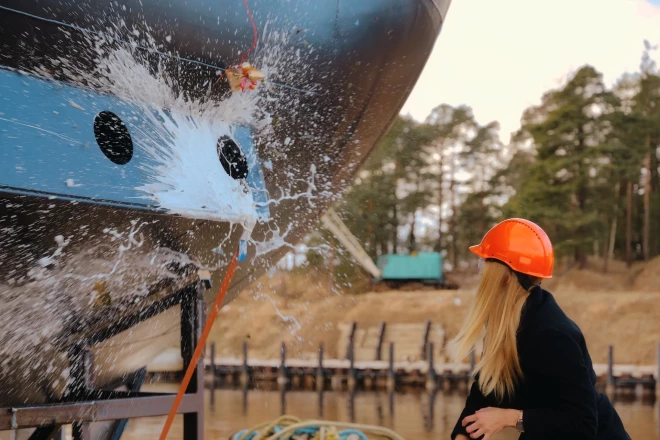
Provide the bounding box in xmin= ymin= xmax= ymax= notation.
xmin=231 ymin=415 xmax=406 ymax=440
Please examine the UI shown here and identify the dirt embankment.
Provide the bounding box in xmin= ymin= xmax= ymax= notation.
xmin=210 ymin=257 xmax=660 ymax=365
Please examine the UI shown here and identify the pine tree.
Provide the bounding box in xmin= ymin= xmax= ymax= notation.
xmin=504 ymin=66 xmax=619 ymax=267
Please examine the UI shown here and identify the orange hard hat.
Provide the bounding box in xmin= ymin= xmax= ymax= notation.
xmin=469 ymin=218 xmax=554 ymax=278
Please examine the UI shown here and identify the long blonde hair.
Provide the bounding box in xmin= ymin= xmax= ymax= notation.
xmin=449 ymin=261 xmax=539 ymax=401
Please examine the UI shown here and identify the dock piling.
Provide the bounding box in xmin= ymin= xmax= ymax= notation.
xmin=200 ymin=339 xmax=655 ymax=397
xmin=348 ymin=341 xmax=356 ymax=391
xmin=346 ymin=321 xmax=357 ymax=359
xmin=607 ymin=345 xmax=615 ymax=396
xmin=386 ymin=343 xmax=395 ymax=392
xmin=426 ymin=342 xmax=436 ymax=391
xmin=376 ymin=321 xmax=386 ymax=361
xmin=210 ymin=342 xmax=216 ymax=377
xmin=278 ymin=342 xmax=288 ymax=388
xmin=422 ymin=319 xmax=432 ymax=361
xmin=657 ymin=343 xmax=660 ymax=398
xmin=240 ymin=341 xmax=249 ymax=387
xmin=316 ymin=343 xmax=324 ymax=391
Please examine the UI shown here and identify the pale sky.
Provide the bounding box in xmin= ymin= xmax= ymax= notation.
xmin=401 ymin=0 xmax=660 ymax=143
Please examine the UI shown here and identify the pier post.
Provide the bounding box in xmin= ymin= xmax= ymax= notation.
xmin=179 ymin=284 xmax=206 ymax=440
xmin=242 ymin=385 xmax=248 ymax=416
xmin=376 ymin=321 xmax=387 ymax=361
xmin=348 ymin=340 xmax=356 ymax=391
xmin=318 ymin=387 xmax=324 ymax=418
xmin=280 ymin=387 xmax=287 ymax=415
xmin=606 ymin=345 xmax=615 ymax=396
xmin=346 ymin=321 xmax=357 ymax=359
xmin=316 ymin=343 xmax=325 ymax=391
xmin=387 ymin=343 xmax=396 ymax=392
xmin=422 ymin=319 xmax=432 ymax=361
xmin=209 ymin=341 xmax=216 ymax=409
xmin=656 ymin=343 xmax=660 ymax=398
xmin=425 ymin=390 xmax=437 ymax=432
xmin=426 ymin=342 xmax=437 ymax=391
xmin=210 ymin=342 xmax=216 ymax=377
xmin=278 ymin=342 xmax=288 ymax=388
xmin=240 ymin=341 xmax=249 ymax=387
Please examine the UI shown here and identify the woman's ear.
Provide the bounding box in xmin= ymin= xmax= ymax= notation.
xmin=504 ymin=271 xmax=512 ymax=285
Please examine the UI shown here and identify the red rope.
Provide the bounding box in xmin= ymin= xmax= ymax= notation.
xmin=215 ymin=0 xmax=258 ymax=86
xmin=240 ymin=0 xmax=258 ymax=64
xmin=159 ymin=250 xmax=240 ymax=440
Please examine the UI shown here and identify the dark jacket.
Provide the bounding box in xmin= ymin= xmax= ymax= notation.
xmin=451 ymin=288 xmax=630 ymax=440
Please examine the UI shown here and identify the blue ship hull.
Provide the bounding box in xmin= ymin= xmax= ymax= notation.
xmin=0 ymin=0 xmax=450 ymax=405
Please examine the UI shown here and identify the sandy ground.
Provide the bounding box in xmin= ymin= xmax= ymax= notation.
xmin=209 ymin=257 xmax=660 ymax=365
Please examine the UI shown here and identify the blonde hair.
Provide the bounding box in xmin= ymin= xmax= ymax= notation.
xmin=449 ymin=261 xmax=540 ymax=401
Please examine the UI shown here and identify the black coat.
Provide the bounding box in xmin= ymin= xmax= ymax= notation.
xmin=451 ymin=288 xmax=630 ymax=440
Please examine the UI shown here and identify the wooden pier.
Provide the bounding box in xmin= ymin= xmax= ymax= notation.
xmin=194 ymin=341 xmax=660 ymax=399
xmin=146 ymin=320 xmax=660 ymax=399
xmin=204 ymin=341 xmax=476 ymax=393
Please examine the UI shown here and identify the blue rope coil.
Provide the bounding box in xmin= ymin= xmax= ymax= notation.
xmin=232 ymin=425 xmax=370 ymax=440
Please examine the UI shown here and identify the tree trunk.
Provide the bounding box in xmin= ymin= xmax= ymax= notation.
xmin=367 ymin=198 xmax=374 ymax=259
xmin=574 ymin=247 xmax=587 ymax=270
xmin=643 ymin=151 xmax=651 ymax=261
xmin=436 ymin=149 xmax=444 ymax=253
xmin=626 ymin=181 xmax=633 ymax=267
xmin=392 ymin=159 xmax=399 ymax=255
xmin=329 ymin=237 xmax=336 ymax=291
xmin=603 ymin=182 xmax=620 ymax=273
xmin=575 ymin=129 xmax=588 ymax=270
xmin=391 ymin=202 xmax=398 ymax=254
xmin=605 ymin=217 xmax=618 ymax=273
xmin=408 ymin=212 xmax=417 ymax=253
xmin=449 ymin=153 xmax=457 ymax=269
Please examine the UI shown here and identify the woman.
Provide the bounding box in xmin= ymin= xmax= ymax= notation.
xmin=450 ymin=218 xmax=630 ymax=440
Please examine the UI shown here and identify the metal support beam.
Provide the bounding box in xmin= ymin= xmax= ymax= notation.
xmin=84 ymin=286 xmax=192 ymax=346
xmin=0 ymin=280 xmax=209 ymax=439
xmin=0 ymin=383 xmax=205 ymax=430
xmin=108 ymin=368 xmax=147 ymax=440
xmin=28 ymin=425 xmax=63 ymax=440
xmin=72 ymin=422 xmax=91 ymax=440
xmin=321 ymin=208 xmax=382 ymax=278
xmin=181 ymin=284 xmax=206 ymax=440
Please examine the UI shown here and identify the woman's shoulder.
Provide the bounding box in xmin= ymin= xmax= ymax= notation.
xmin=519 ymin=289 xmax=590 ymax=365
xmin=519 ymin=289 xmax=586 ymax=356
xmin=521 ymin=326 xmax=589 ymax=377
xmin=522 ymin=288 xmax=582 ymax=336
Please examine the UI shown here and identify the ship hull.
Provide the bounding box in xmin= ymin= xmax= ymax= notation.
xmin=0 ymin=0 xmax=449 ymax=406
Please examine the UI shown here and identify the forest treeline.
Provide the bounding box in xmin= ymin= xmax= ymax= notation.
xmin=306 ymin=43 xmax=660 ymax=283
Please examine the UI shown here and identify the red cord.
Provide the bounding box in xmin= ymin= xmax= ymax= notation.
xmin=215 ymin=0 xmax=258 ymax=86
xmin=159 ymin=250 xmax=240 ymax=440
xmin=240 ymin=0 xmax=258 ymax=64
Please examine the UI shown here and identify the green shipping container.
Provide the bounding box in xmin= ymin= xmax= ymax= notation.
xmin=375 ymin=252 xmax=444 ymax=283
